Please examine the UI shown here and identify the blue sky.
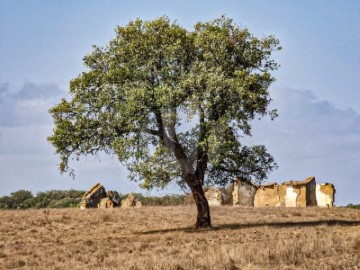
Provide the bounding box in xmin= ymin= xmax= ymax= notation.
xmin=0 ymin=1 xmax=359 ymax=205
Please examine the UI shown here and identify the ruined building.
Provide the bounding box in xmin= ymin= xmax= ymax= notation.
xmin=232 ymin=180 xmax=257 ymax=207
xmin=205 ymin=188 xmax=224 ymax=206
xmin=80 ymin=183 xmax=122 ymax=209
xmin=121 ymin=193 xmax=142 ymax=208
xmin=316 ymin=183 xmax=335 ymax=207
xmin=98 ymin=191 xmax=121 ymax=208
xmin=80 ymin=183 xmax=107 ymax=209
xmin=254 ymin=177 xmax=317 ymax=207
xmin=233 ymin=176 xmax=335 ymax=207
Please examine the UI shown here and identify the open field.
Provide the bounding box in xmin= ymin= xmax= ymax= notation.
xmin=0 ymin=206 xmax=359 ymax=269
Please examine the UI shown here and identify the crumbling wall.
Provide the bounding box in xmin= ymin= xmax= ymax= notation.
xmin=205 ymin=188 xmax=223 ymax=206
xmin=282 ymin=176 xmax=316 ymax=207
xmin=252 ymin=176 xmax=319 ymax=207
xmin=98 ymin=198 xmax=115 ymax=208
xmin=232 ymin=179 xmax=257 ymax=206
xmin=121 ymin=194 xmax=142 ymax=208
xmin=80 ymin=184 xmax=123 ymax=209
xmin=107 ymin=191 xmax=120 ymax=205
xmin=278 ymin=185 xmax=287 ymax=207
xmin=254 ymin=184 xmax=281 ymax=207
xmin=222 ymin=185 xmax=233 ymax=205
xmin=284 ymin=186 xmax=300 ymax=207
xmin=80 ymin=183 xmax=107 ymax=209
xmin=316 ymin=183 xmax=335 ymax=207
xmin=306 ymin=178 xmax=318 ymax=206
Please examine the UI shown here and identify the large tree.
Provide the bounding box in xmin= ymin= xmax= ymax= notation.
xmin=48 ymin=16 xmax=280 ymax=228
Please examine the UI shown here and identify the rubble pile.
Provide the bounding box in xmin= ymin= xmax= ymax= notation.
xmin=121 ymin=193 xmax=142 ymax=208
xmin=80 ymin=183 xmax=141 ymax=209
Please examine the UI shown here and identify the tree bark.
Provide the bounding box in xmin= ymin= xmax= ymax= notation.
xmin=190 ymin=183 xmax=211 ymax=228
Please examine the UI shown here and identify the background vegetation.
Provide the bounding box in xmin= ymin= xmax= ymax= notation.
xmin=0 ymin=189 xmax=357 ymax=209
xmin=0 ymin=190 xmax=192 ymax=209
xmin=0 ymin=189 xmax=85 ymax=209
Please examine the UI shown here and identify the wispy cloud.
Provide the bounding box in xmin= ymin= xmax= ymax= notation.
xmin=250 ymin=88 xmax=360 ymax=205
xmin=0 ymin=84 xmax=359 ymax=204
xmin=0 ymin=82 xmax=144 ymax=196
xmin=0 ymin=83 xmax=64 ymax=127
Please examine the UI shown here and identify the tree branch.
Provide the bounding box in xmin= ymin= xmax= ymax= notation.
xmin=215 ymin=164 xmax=261 ymax=174
xmin=194 ymin=105 xmax=208 ymax=184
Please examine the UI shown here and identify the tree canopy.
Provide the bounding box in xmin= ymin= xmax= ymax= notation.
xmin=48 ymin=16 xmax=281 ymax=227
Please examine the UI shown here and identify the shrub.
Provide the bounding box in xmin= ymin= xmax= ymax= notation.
xmin=346 ymin=204 xmax=360 ymax=209
xmin=140 ymin=194 xmax=186 ymax=206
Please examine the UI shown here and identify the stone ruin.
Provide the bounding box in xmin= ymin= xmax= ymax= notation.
xmin=121 ymin=193 xmax=142 ymax=208
xmin=80 ymin=183 xmax=107 ymax=209
xmin=233 ymin=176 xmax=335 ymax=207
xmin=79 ymin=178 xmax=335 ymax=209
xmin=316 ymin=183 xmax=335 ymax=207
xmin=98 ymin=190 xmax=121 ymax=209
xmin=98 ymin=197 xmax=115 ymax=208
xmin=232 ymin=180 xmax=257 ymax=207
xmin=80 ymin=183 xmax=141 ymax=209
xmin=255 ymin=176 xmax=317 ymax=207
xmin=204 ymin=188 xmax=224 ymax=206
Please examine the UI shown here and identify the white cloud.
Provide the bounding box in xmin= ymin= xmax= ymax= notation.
xmin=0 ymin=83 xmax=179 ymax=196
xmin=0 ymin=83 xmax=64 ymax=126
xmin=0 ymin=123 xmax=145 ymax=196
xmin=249 ymin=88 xmax=360 ymax=205
xmin=0 ymin=84 xmax=359 ymax=205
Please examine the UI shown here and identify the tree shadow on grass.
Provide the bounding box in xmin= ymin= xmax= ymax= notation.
xmin=137 ymin=219 xmax=360 ymax=235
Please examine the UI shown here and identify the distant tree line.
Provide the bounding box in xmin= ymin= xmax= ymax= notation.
xmin=3 ymin=189 xmax=353 ymax=209
xmin=0 ymin=190 xmax=191 ymax=209
xmin=0 ymin=189 xmax=85 ymax=209
xmin=346 ymin=203 xmax=360 ymax=209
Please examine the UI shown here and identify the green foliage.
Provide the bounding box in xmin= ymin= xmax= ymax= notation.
xmin=47 ymin=198 xmax=82 ymax=208
xmin=0 ymin=190 xmax=34 ymax=209
xmin=48 ymin=16 xmax=280 ymax=190
xmin=0 ymin=190 xmax=190 ymax=208
xmin=10 ymin=190 xmax=33 ymax=202
xmin=0 ymin=190 xmax=85 ymax=209
xmin=9 ymin=190 xmax=33 ymax=209
xmin=0 ymin=196 xmax=14 ymax=209
xmin=130 ymin=193 xmax=145 ymax=200
xmin=346 ymin=204 xmax=360 ymax=209
xmin=140 ymin=194 xmax=186 ymax=206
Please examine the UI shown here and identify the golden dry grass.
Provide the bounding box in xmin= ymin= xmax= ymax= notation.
xmin=0 ymin=206 xmax=359 ymax=269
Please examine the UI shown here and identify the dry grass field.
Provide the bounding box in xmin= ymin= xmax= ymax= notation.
xmin=0 ymin=206 xmax=359 ymax=270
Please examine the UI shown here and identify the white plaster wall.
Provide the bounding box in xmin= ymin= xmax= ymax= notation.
xmin=207 ymin=198 xmax=222 ymax=206
xmin=316 ymin=185 xmax=332 ymax=207
xmin=205 ymin=189 xmax=223 ymax=206
xmin=284 ymin=186 xmax=298 ymax=207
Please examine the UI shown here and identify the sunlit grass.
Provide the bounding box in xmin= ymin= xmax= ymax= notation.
xmin=0 ymin=206 xmax=359 ymax=269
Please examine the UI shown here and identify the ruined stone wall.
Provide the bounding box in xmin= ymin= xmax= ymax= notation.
xmin=98 ymin=198 xmax=115 ymax=208
xmin=278 ymin=185 xmax=287 ymax=207
xmin=232 ymin=180 xmax=257 ymax=207
xmin=282 ymin=177 xmax=317 ymax=207
xmin=316 ymin=184 xmax=335 ymax=207
xmin=254 ymin=185 xmax=281 ymax=207
xmin=232 ymin=181 xmax=240 ymax=206
xmin=205 ymin=188 xmax=223 ymax=206
xmin=121 ymin=194 xmax=142 ymax=208
xmin=254 ymin=185 xmax=306 ymax=208
xmin=80 ymin=183 xmax=107 ymax=209
xmin=251 ymin=176 xmax=319 ymax=208
xmin=284 ymin=186 xmax=300 ymax=207
xmin=306 ymin=178 xmax=317 ymax=206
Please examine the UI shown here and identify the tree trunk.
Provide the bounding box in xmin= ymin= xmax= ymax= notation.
xmin=190 ymin=184 xmax=211 ymax=228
